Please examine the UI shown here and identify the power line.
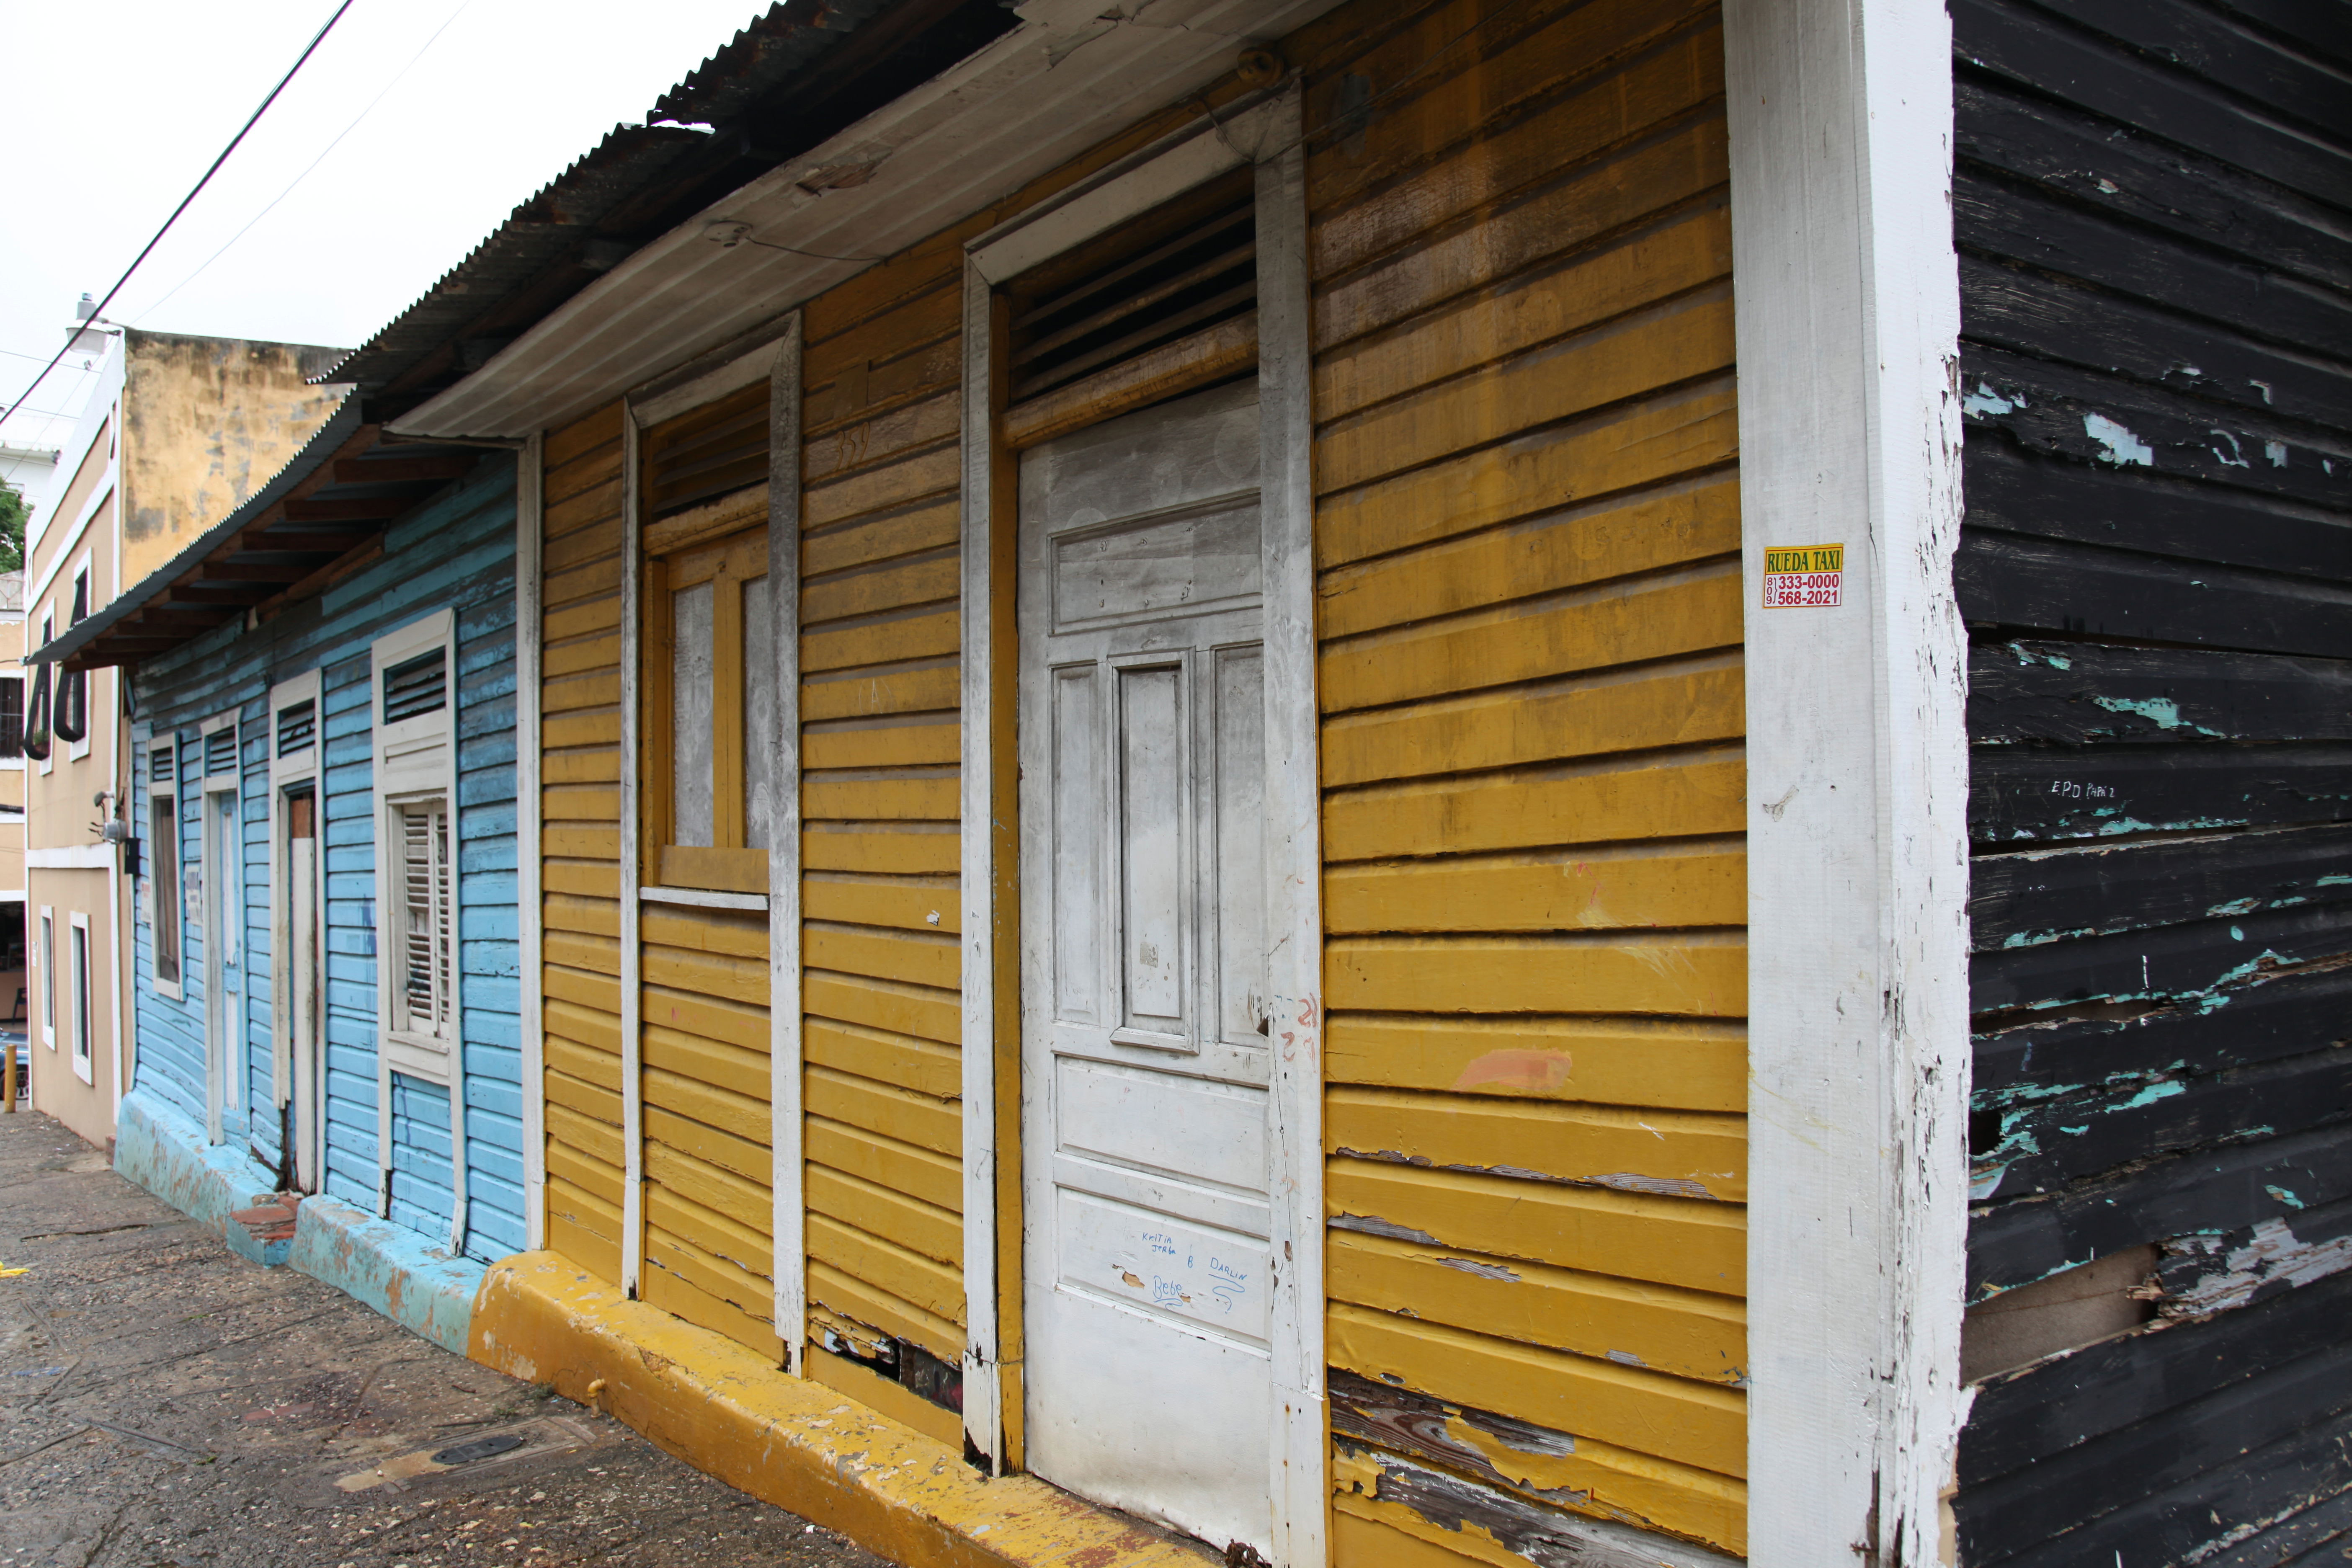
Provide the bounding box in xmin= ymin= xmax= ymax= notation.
xmin=133 ymin=0 xmax=476 ymax=326
xmin=0 ymin=0 xmax=358 ymax=433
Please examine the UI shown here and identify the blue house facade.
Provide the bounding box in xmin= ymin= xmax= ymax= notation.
xmin=108 ymin=414 xmax=526 ymax=1265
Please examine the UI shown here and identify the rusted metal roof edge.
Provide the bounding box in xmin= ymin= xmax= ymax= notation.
xmin=25 ymin=394 xmax=362 ymax=667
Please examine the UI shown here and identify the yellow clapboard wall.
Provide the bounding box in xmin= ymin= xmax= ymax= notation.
xmin=795 ymin=249 xmax=970 ymax=1369
xmin=1291 ymin=0 xmax=1748 ymax=1554
xmin=540 ymin=404 xmax=631 ymax=1287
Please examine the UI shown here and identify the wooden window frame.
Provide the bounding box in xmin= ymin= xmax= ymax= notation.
xmin=615 ymin=320 xmax=802 ymax=1326
xmin=641 ymin=518 xmax=772 ymax=895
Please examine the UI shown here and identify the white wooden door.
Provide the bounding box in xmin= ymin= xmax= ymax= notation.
xmin=1017 ymin=379 xmax=1273 ymax=1555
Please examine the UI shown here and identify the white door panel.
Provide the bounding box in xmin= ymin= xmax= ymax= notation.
xmin=1019 ymin=378 xmax=1274 ymax=1555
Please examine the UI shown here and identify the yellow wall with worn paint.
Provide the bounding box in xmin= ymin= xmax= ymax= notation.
xmin=1291 ymin=0 xmax=1749 ymax=1554
xmin=526 ymin=0 xmax=1748 ymax=1555
xmin=539 ymin=404 xmax=631 ymax=1289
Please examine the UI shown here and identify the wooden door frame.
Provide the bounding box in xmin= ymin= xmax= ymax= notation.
xmin=956 ymin=86 xmax=1325 ymax=1564
xmin=199 ymin=711 xmax=241 ymax=1145
xmin=268 ymin=668 xmax=324 ymax=1191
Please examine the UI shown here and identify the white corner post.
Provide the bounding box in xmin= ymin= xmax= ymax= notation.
xmin=767 ymin=318 xmax=807 ymax=1372
xmin=518 ymin=433 xmax=548 ymax=1250
xmin=618 ymin=409 xmax=645 ymax=1298
xmin=1726 ymin=2 xmax=1972 ymax=1564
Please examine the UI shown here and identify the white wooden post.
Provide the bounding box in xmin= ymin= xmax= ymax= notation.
xmin=1725 ymin=1 xmax=1973 ymax=1563
xmin=518 ymin=433 xmax=547 ymax=1250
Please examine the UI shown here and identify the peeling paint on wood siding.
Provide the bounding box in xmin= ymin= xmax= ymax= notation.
xmin=1292 ymin=0 xmax=1746 ymax=1555
xmin=1952 ymin=1 xmax=2352 ymax=1560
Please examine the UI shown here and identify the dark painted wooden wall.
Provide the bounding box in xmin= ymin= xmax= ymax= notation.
xmin=1950 ymin=1 xmax=2352 ymax=1563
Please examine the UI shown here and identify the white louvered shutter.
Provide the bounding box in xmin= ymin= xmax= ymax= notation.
xmin=399 ymin=799 xmax=453 ymax=1040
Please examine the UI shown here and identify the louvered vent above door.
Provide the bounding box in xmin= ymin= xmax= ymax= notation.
xmin=644 ymin=380 xmax=770 ymax=521
xmin=277 ymin=699 xmax=316 ymax=757
xmin=395 ymin=797 xmax=454 ymax=1041
xmin=1001 ymin=165 xmax=1256 ymax=446
xmin=204 ymin=726 xmax=238 ymax=777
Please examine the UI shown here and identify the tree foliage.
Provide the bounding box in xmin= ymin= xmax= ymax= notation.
xmin=0 ymin=483 xmax=25 ymax=574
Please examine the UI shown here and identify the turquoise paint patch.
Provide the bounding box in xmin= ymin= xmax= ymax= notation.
xmin=1965 ymin=382 xmax=2019 ymax=418
xmin=114 ymin=1091 xmax=281 ymax=1243
xmin=2091 ymin=695 xmax=2184 ymax=728
xmin=2264 ymin=1185 xmax=2306 ymax=1211
xmin=289 ymin=1197 xmax=486 ymax=1359
xmin=2113 ymin=1081 xmax=2186 ymax=1112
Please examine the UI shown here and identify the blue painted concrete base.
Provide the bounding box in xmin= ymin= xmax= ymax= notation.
xmin=114 ymin=1091 xmax=280 ymax=1241
xmin=289 ymin=1197 xmax=485 ymax=1358
xmin=115 ymin=1088 xmax=485 ymax=1359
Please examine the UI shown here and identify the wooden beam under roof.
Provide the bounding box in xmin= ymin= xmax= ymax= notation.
xmin=282 ymin=495 xmax=413 ymax=524
xmin=332 ymin=453 xmax=475 ymax=484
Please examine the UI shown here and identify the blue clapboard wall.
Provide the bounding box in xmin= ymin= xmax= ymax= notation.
xmin=129 ymin=455 xmax=522 ymax=1260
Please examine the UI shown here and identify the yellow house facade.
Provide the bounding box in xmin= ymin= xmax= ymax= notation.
xmin=313 ymin=0 xmax=1966 ymax=1561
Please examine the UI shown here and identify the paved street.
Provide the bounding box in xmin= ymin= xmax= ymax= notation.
xmin=0 ymin=1109 xmax=886 ymax=1568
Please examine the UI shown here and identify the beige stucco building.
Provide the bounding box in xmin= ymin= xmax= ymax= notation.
xmin=21 ymin=327 xmax=341 ymax=1148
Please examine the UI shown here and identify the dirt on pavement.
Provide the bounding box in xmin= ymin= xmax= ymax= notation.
xmin=0 ymin=1107 xmax=889 ymax=1568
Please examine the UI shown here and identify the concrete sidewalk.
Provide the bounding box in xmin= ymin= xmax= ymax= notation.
xmin=0 ymin=1107 xmax=887 ymax=1568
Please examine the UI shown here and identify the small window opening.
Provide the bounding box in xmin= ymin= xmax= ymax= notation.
xmin=277 ymin=699 xmax=316 ymax=756
xmin=383 ymin=650 xmax=447 ymax=723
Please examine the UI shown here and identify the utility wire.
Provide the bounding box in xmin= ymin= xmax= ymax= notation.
xmin=133 ymin=0 xmax=475 ymax=325
xmin=0 ymin=0 xmax=358 ymax=433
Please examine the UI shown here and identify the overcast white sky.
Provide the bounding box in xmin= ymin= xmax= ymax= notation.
xmin=0 ymin=0 xmax=769 ymax=457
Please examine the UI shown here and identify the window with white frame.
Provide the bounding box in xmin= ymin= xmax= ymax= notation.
xmin=37 ymin=907 xmax=53 ymax=1047
xmin=149 ymin=742 xmax=183 ymax=995
xmin=371 ymin=611 xmax=457 ymax=1068
xmin=69 ymin=913 xmax=91 ymax=1083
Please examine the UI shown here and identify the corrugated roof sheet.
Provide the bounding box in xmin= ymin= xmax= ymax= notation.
xmin=320 ymin=0 xmax=915 ymax=407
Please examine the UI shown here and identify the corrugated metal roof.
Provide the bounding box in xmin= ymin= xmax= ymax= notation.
xmin=316 ymin=124 xmax=714 ymax=398
xmin=650 ymin=0 xmax=896 ymax=127
xmin=392 ymin=0 xmax=1339 ymax=439
xmin=321 ymin=0 xmax=1004 ymax=417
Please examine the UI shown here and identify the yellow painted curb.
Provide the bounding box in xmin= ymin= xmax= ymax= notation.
xmin=468 ymin=1252 xmax=1217 ymax=1568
